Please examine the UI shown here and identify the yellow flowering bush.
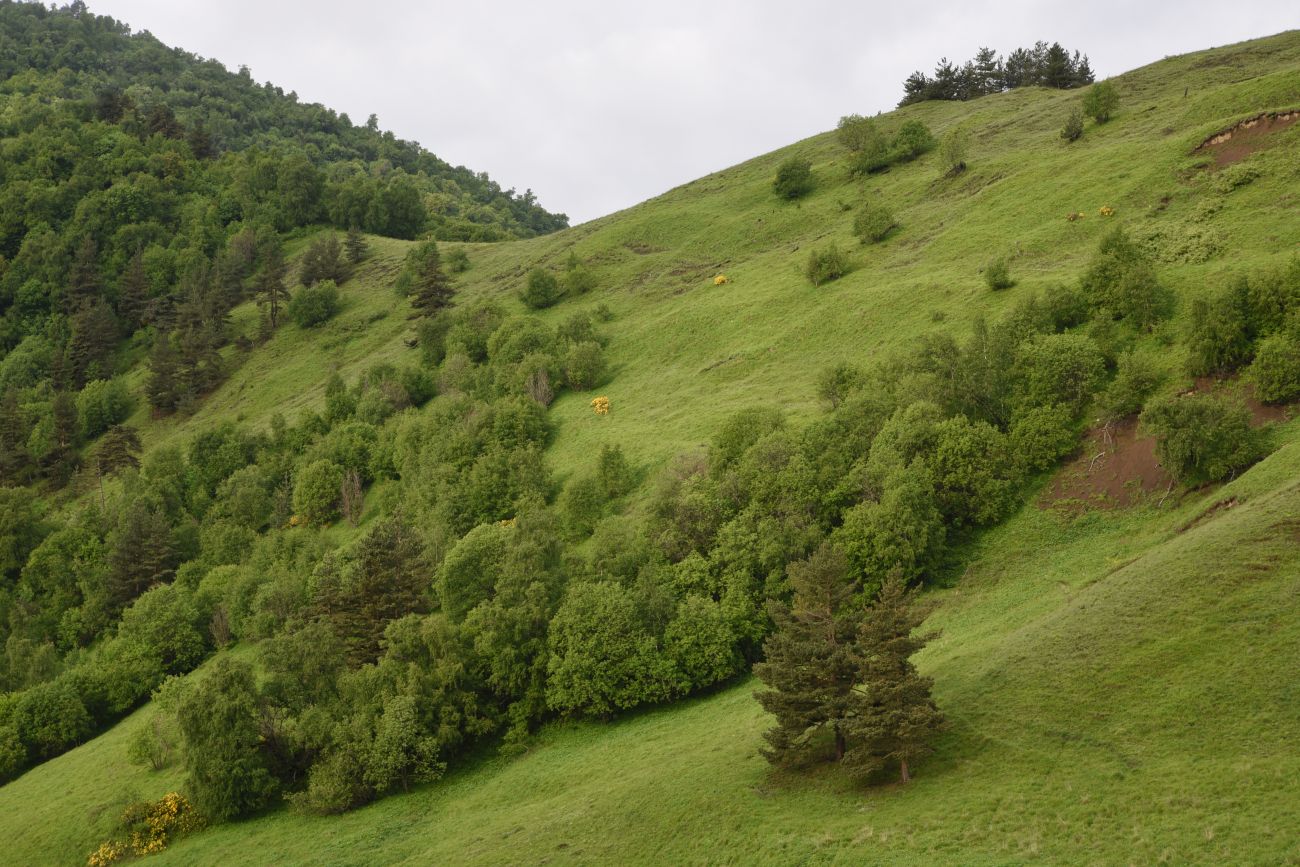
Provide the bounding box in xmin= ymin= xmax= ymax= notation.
xmin=287 ymin=513 xmax=304 ymax=527
xmin=713 ymin=274 xmax=729 ymax=285
xmin=591 ymin=396 xmax=610 ymax=415
xmin=87 ymin=792 xmax=204 ymax=866
xmin=1099 ymin=205 xmax=1115 ymax=217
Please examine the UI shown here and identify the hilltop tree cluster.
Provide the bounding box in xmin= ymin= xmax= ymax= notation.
xmin=899 ymin=42 xmax=1094 ymax=106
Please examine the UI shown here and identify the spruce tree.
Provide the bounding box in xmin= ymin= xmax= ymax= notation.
xmin=344 ymin=226 xmax=369 ymax=264
xmin=107 ymin=502 xmax=176 ymax=607
xmin=67 ymin=298 xmax=119 ymax=385
xmin=117 ymin=251 xmax=149 ymax=333
xmin=146 ymin=331 xmax=180 ymax=412
xmin=0 ymin=387 xmax=31 ymax=485
xmin=255 ymin=240 xmax=290 ymax=330
xmin=95 ymin=424 xmax=141 ymax=477
xmin=841 ymin=575 xmax=945 ymax=783
xmin=402 ymin=240 xmax=455 ymax=319
xmin=66 ymin=235 xmax=101 ymax=312
xmin=753 ymin=544 xmax=862 ymax=766
xmin=45 ymin=391 xmax=80 ymax=486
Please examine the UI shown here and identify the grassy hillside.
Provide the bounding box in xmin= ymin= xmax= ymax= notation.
xmin=3 ymin=29 xmax=1300 ymax=866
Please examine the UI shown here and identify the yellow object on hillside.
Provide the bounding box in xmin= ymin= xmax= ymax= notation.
xmin=591 ymin=396 xmax=610 ymax=415
xmin=1099 ymin=205 xmax=1115 ymax=217
xmin=713 ymin=274 xmax=729 ymax=285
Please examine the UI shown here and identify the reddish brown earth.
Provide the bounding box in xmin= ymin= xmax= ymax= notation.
xmin=1040 ymin=378 xmax=1295 ymax=513
xmin=1193 ymin=110 xmax=1300 ymax=167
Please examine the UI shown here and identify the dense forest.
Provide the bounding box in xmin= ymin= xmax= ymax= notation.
xmin=899 ymin=41 xmax=1095 ymax=105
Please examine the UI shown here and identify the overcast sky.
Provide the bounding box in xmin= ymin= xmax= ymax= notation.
xmin=89 ymin=1 xmax=1297 ymax=224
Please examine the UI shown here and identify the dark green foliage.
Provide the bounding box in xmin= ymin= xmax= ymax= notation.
xmin=344 ymin=228 xmax=370 ymax=265
xmin=1082 ymin=80 xmax=1119 ymax=123
xmin=299 ymin=235 xmax=350 ymax=287
xmin=445 ymin=248 xmax=471 ymax=274
xmin=107 ymin=501 xmax=177 ymax=609
xmin=984 ymin=258 xmax=1013 ymax=290
xmin=891 ymin=121 xmax=936 ymax=162
xmin=806 ymin=243 xmax=849 ymax=286
xmin=559 ymin=474 xmax=608 ymax=539
xmin=400 ymin=241 xmax=456 ymax=319
xmin=1140 ymin=393 xmax=1260 ymax=486
xmin=835 ymin=464 xmax=945 ymax=588
xmin=1010 ymin=404 xmax=1079 ymax=471
xmin=1061 ymin=109 xmax=1084 ymax=142
xmin=773 ymin=157 xmax=814 ymax=200
xmin=564 ymin=340 xmax=606 ymax=390
xmin=665 ymin=596 xmax=744 ymax=689
xmin=899 ymin=41 xmax=1093 ymax=106
xmin=1247 ymin=330 xmax=1300 ymax=404
xmin=288 ymin=280 xmax=340 ymax=328
xmin=95 ymin=424 xmax=142 ymax=478
xmin=255 ymin=240 xmax=290 ymax=331
xmin=520 ymin=268 xmax=561 ymax=310
xmin=852 ymin=202 xmax=897 ymax=244
xmin=177 ymin=657 xmax=277 ymax=822
xmin=597 ymin=444 xmax=636 ymax=498
xmin=1011 ymin=332 xmax=1106 ymax=417
xmin=1185 ymin=279 xmax=1254 ymax=376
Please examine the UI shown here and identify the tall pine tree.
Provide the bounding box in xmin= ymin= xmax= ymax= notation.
xmin=255 ymin=239 xmax=290 ymax=332
xmin=401 ymin=240 xmax=455 ymax=319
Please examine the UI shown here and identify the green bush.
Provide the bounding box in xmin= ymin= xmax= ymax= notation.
xmin=1247 ymin=330 xmax=1300 ymax=404
xmin=288 ymin=279 xmax=340 ymax=328
xmin=664 ymin=596 xmax=743 ymax=690
xmin=891 ymin=120 xmax=936 ymax=161
xmin=77 ymin=377 xmax=132 ymax=439
xmin=1010 ymin=404 xmax=1079 ymax=471
xmin=836 ymin=114 xmax=886 ymax=155
xmin=564 ymin=340 xmax=606 ymax=390
xmin=559 ymin=474 xmax=607 ymax=538
xmin=1082 ymin=80 xmax=1119 ymax=123
xmin=596 ymin=443 xmax=635 ymax=498
xmin=1061 ymin=109 xmax=1084 ymax=142
xmin=852 ymin=202 xmax=896 ymax=244
xmin=835 ymin=463 xmax=945 ymax=586
xmin=293 ymin=459 xmax=343 ymax=524
xmin=806 ymin=243 xmax=849 ymax=286
xmin=1140 ymin=393 xmax=1259 ymax=486
xmin=444 ymin=248 xmax=470 ymax=273
xmin=1011 ymin=332 xmax=1106 ymax=416
xmin=938 ymin=126 xmax=969 ymax=175
xmin=520 ymin=268 xmax=561 ymax=309
xmin=1099 ymin=350 xmax=1164 ymax=420
xmin=773 ymin=157 xmax=814 ymax=200
xmin=1080 ymin=228 xmax=1175 ymax=329
xmin=1185 ymin=280 xmax=1253 ymax=376
xmin=984 ymin=258 xmax=1013 ymax=291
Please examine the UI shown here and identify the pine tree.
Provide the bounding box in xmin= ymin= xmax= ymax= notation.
xmin=345 ymin=227 xmax=369 ymax=264
xmin=146 ymin=331 xmax=180 ymax=412
xmin=107 ymin=501 xmax=176 ymax=608
xmin=66 ymin=235 xmax=101 ymax=312
xmin=402 ymin=240 xmax=455 ymax=319
xmin=67 ymin=298 xmax=119 ymax=385
xmin=753 ymin=544 xmax=862 ymax=766
xmin=255 ymin=240 xmax=290 ymax=331
xmin=45 ymin=391 xmax=81 ymax=486
xmin=117 ymin=251 xmax=149 ymax=333
xmin=841 ymin=575 xmax=945 ymax=784
xmin=95 ymin=424 xmax=141 ymax=477
xmin=0 ymin=387 xmax=31 ymax=485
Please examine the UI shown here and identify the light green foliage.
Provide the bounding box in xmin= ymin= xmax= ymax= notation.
xmin=520 ymin=268 xmax=561 ymax=309
xmin=1185 ymin=278 xmax=1253 ymax=375
xmin=664 ymin=596 xmax=743 ymax=689
xmin=1010 ymin=404 xmax=1080 ymax=471
xmin=1011 ymin=332 xmax=1106 ymax=416
xmin=1082 ymin=80 xmax=1119 ymax=122
xmin=288 ymin=279 xmax=340 ymax=328
xmin=293 ymin=459 xmax=343 ymax=524
xmin=805 ymin=243 xmax=848 ymax=286
xmin=772 ymin=157 xmax=813 ymax=200
xmin=546 ymin=581 xmax=681 ymax=716
xmin=1080 ymin=227 xmax=1174 ymax=328
xmin=835 ymin=463 xmax=945 ymax=588
xmin=851 ymin=201 xmax=896 ymax=243
xmin=1247 ymin=330 xmax=1300 ymax=403
xmin=984 ymin=257 xmax=1013 ymax=290
xmin=938 ymin=125 xmax=970 ymax=174
xmin=891 ymin=120 xmax=936 ymax=161
xmin=1061 ymin=108 xmax=1084 ymax=142
xmin=563 ymin=340 xmax=606 ymax=390
xmin=1140 ymin=393 xmax=1259 ymax=486
xmin=1099 ymin=350 xmax=1164 ymax=420
xmin=76 ymin=378 xmax=132 ymax=440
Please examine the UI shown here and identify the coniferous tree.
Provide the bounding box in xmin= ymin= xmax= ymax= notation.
xmin=45 ymin=391 xmax=80 ymax=486
xmin=107 ymin=501 xmax=176 ymax=608
xmin=841 ymin=575 xmax=944 ymax=784
xmin=66 ymin=235 xmax=101 ymax=312
xmin=95 ymin=424 xmax=141 ymax=477
xmin=255 ymin=240 xmax=290 ymax=331
xmin=0 ymin=387 xmax=31 ymax=485
xmin=146 ymin=331 xmax=181 ymax=412
xmin=344 ymin=227 xmax=370 ymax=264
xmin=753 ymin=544 xmax=862 ymax=766
xmin=66 ymin=298 xmax=119 ymax=385
xmin=117 ymin=251 xmax=149 ymax=333
xmin=401 ymin=240 xmax=455 ymax=319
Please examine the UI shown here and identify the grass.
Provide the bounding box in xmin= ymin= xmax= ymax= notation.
xmin=5 ymin=29 xmax=1300 ymax=866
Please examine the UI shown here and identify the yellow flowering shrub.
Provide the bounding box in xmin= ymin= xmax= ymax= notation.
xmin=87 ymin=792 xmax=204 ymax=866
xmin=1099 ymin=205 xmax=1115 ymax=217
xmin=287 ymin=514 xmax=304 ymax=527
xmin=713 ymin=274 xmax=729 ymax=285
xmin=591 ymin=396 xmax=610 ymax=415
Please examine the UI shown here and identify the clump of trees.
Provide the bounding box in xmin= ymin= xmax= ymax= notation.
xmin=836 ymin=116 xmax=936 ymax=175
xmin=899 ymin=42 xmax=1094 ymax=106
xmin=1141 ymin=393 xmax=1259 ymax=486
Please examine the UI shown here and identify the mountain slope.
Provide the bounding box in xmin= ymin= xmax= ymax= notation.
xmin=2 ymin=27 xmax=1300 ymax=867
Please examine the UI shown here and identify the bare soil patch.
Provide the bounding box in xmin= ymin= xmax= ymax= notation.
xmin=1193 ymin=110 xmax=1300 ymax=167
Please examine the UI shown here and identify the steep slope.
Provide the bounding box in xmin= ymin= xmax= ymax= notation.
xmin=2 ymin=28 xmax=1300 ymax=867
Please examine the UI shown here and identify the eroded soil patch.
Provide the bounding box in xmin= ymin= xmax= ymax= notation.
xmin=1193 ymin=110 xmax=1300 ymax=167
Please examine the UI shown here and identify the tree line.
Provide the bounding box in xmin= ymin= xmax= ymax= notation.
xmin=899 ymin=42 xmax=1094 ymax=106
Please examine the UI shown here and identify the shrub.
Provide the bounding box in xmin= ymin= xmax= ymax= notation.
xmin=929 ymin=415 xmax=1023 ymax=527
xmin=1010 ymin=404 xmax=1079 ymax=471
xmin=77 ymin=378 xmax=133 ymax=439
xmin=288 ymin=279 xmax=340 ymax=328
xmin=852 ymin=202 xmax=896 ymax=244
xmin=520 ymin=268 xmax=561 ymax=309
xmin=1247 ymin=330 xmax=1300 ymax=404
xmin=665 ymin=596 xmax=743 ymax=690
xmin=1082 ymin=80 xmax=1119 ymax=123
xmin=1185 ymin=279 xmax=1253 ymax=376
xmin=836 ymin=114 xmax=885 ymax=154
xmin=559 ymin=474 xmax=607 ymax=538
xmin=1011 ymin=332 xmax=1106 ymax=416
xmin=1099 ymin=350 xmax=1164 ymax=420
xmin=806 ymin=243 xmax=849 ymax=286
xmin=596 ymin=443 xmax=635 ymax=498
xmin=984 ymin=258 xmax=1013 ymax=291
xmin=891 ymin=120 xmax=935 ymax=161
xmin=444 ymin=248 xmax=470 ymax=273
xmin=817 ymin=362 xmax=866 ymax=409
xmin=773 ymin=157 xmax=814 ymax=200
xmin=938 ymin=126 xmax=969 ymax=175
xmin=564 ymin=340 xmax=606 ymax=390
xmin=293 ymin=459 xmax=343 ymax=524
xmin=1140 ymin=393 xmax=1259 ymax=486
xmin=1061 ymin=109 xmax=1084 ymax=142
xmin=563 ymin=253 xmax=598 ymax=295
xmin=299 ymin=234 xmax=349 ymax=286
xmin=1080 ymin=228 xmax=1174 ymax=329
xmin=835 ymin=464 xmax=945 ymax=587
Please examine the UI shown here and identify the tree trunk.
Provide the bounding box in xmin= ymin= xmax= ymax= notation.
xmin=834 ymin=726 xmax=846 ymax=762
xmin=899 ymin=758 xmax=911 ymax=784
